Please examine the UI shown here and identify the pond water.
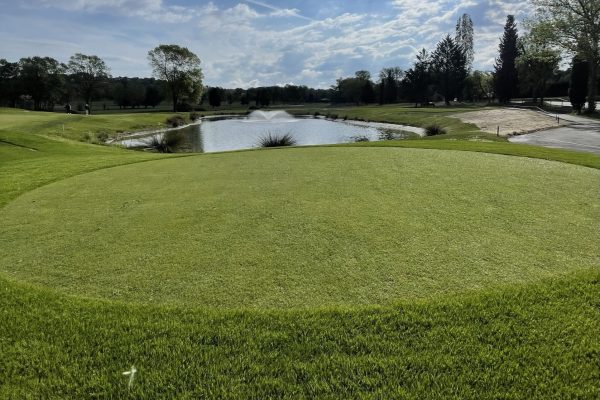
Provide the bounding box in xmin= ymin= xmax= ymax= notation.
xmin=117 ymin=111 xmax=424 ymax=153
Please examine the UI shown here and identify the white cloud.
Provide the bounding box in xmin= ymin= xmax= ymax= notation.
xmin=245 ymin=0 xmax=313 ymax=21
xmin=5 ymin=1 xmax=536 ymax=87
xmin=26 ymin=0 xmax=210 ymax=23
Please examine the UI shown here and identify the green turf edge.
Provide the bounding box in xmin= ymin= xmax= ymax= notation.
xmin=348 ymin=139 xmax=600 ymax=169
xmin=1 ymin=268 xmax=597 ymax=398
xmin=1 ymin=109 xmax=599 ymax=398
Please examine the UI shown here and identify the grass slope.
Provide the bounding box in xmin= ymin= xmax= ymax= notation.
xmin=289 ymin=104 xmax=487 ymax=139
xmin=1 ymin=271 xmax=597 ymax=399
xmin=1 ymin=148 xmax=597 ymax=308
xmin=0 ymin=107 xmax=599 ymax=398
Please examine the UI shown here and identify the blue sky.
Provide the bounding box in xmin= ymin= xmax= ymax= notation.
xmin=0 ymin=1 xmax=534 ymax=88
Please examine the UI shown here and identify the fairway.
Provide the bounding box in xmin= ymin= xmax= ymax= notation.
xmin=1 ymin=147 xmax=597 ymax=309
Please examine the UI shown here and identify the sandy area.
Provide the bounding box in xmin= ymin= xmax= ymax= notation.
xmin=453 ymin=108 xmax=569 ymax=136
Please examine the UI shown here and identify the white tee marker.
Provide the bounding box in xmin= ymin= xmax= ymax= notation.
xmin=122 ymin=365 xmax=137 ymax=388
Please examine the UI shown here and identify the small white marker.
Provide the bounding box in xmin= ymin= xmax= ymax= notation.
xmin=123 ymin=365 xmax=137 ymax=388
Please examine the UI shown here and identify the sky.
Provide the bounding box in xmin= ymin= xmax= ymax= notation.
xmin=0 ymin=0 xmax=534 ymax=88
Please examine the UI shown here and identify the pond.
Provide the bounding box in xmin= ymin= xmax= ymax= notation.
xmin=116 ymin=111 xmax=424 ymax=153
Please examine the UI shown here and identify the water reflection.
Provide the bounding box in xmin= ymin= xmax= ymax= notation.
xmin=118 ymin=111 xmax=423 ymax=153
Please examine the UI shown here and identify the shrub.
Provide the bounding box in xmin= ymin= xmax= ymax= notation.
xmin=314 ymin=111 xmax=321 ymax=117
xmin=146 ymin=131 xmax=184 ymax=153
xmin=95 ymin=132 xmax=109 ymax=143
xmin=189 ymin=112 xmax=201 ymax=122
xmin=194 ymin=106 xmax=206 ymax=112
xmin=248 ymin=105 xmax=261 ymax=110
xmin=353 ymin=135 xmax=370 ymax=142
xmin=166 ymin=115 xmax=186 ymax=128
xmin=258 ymin=132 xmax=297 ymax=148
xmin=424 ymin=124 xmax=447 ymax=136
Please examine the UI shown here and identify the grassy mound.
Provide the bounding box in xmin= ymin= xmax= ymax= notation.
xmin=1 ymin=147 xmax=597 ymax=308
xmin=1 ymin=108 xmax=599 ymax=398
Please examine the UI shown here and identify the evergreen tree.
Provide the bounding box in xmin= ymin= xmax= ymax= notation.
xmin=569 ymin=57 xmax=589 ymax=114
xmin=494 ymin=15 xmax=520 ymax=103
xmin=404 ymin=49 xmax=431 ymax=106
xmin=455 ymin=14 xmax=474 ymax=71
xmin=430 ymin=36 xmax=467 ymax=105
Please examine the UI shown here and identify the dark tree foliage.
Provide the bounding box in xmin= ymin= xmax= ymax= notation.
xmin=332 ymin=76 xmax=365 ymax=105
xmin=112 ymin=78 xmax=145 ymax=108
xmin=208 ymin=87 xmax=224 ymax=107
xmin=494 ymin=15 xmax=520 ymax=103
xmin=403 ymin=49 xmax=431 ymax=106
xmin=430 ymin=35 xmax=468 ymax=105
xmin=354 ymin=70 xmax=376 ymax=104
xmin=0 ymin=59 xmax=20 ymax=107
xmin=67 ymin=53 xmax=111 ymax=113
xmin=569 ymin=57 xmax=590 ymax=114
xmin=143 ymin=86 xmax=164 ymax=108
xmin=147 ymin=44 xmax=203 ymax=112
xmin=18 ymin=57 xmax=65 ymax=111
xmin=379 ymin=67 xmax=403 ymax=104
xmin=256 ymin=88 xmax=272 ymax=106
xmin=361 ymin=81 xmax=376 ymax=104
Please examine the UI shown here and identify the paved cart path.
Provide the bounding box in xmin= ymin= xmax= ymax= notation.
xmin=509 ymin=114 xmax=600 ymax=155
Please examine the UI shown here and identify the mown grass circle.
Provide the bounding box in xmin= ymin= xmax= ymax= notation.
xmin=1 ymin=147 xmax=597 ymax=309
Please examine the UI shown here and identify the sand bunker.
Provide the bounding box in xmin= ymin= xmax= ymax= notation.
xmin=453 ymin=108 xmax=569 ymax=136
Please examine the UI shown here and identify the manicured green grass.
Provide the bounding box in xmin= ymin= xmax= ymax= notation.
xmin=345 ymin=138 xmax=600 ymax=168
xmin=289 ymin=104 xmax=488 ymax=139
xmin=1 ymin=107 xmax=599 ymax=398
xmin=0 ymin=107 xmax=182 ymax=142
xmin=1 ymin=148 xmax=598 ymax=309
xmin=1 ymin=271 xmax=597 ymax=398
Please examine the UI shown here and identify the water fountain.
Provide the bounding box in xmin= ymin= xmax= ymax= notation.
xmin=246 ymin=110 xmax=295 ymax=121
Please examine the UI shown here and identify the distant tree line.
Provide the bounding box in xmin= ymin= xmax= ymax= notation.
xmin=0 ymin=54 xmax=165 ymax=112
xmin=330 ymin=13 xmax=586 ymax=108
xmin=204 ymin=85 xmax=332 ymax=108
xmin=2 ymin=6 xmax=598 ymax=115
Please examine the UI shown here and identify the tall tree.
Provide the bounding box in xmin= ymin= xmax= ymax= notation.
xmin=569 ymin=56 xmax=589 ymax=114
xmin=354 ymin=70 xmax=371 ymax=81
xmin=355 ymin=71 xmax=376 ymax=104
xmin=147 ymin=45 xmax=203 ymax=112
xmin=516 ymin=33 xmax=561 ymax=106
xmin=0 ymin=59 xmax=19 ymax=107
xmin=530 ymin=0 xmax=600 ymax=112
xmin=430 ymin=35 xmax=467 ymax=105
xmin=403 ymin=49 xmax=431 ymax=106
xmin=379 ymin=67 xmax=403 ymax=104
xmin=67 ymin=53 xmax=110 ymax=113
xmin=18 ymin=57 xmax=65 ymax=111
xmin=494 ymin=16 xmax=520 ymax=103
xmin=333 ymin=77 xmax=363 ymax=105
xmin=455 ymin=13 xmax=475 ymax=71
